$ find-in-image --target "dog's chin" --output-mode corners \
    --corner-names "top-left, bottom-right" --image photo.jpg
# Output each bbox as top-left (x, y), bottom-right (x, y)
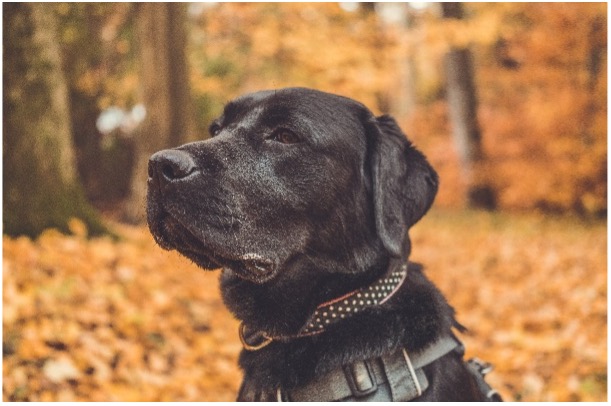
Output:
top-left (177, 245), bottom-right (279, 284)
top-left (147, 208), bottom-right (279, 284)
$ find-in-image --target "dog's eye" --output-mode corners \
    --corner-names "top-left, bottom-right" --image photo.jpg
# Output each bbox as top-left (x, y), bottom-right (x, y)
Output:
top-left (268, 129), bottom-right (300, 144)
top-left (209, 123), bottom-right (221, 137)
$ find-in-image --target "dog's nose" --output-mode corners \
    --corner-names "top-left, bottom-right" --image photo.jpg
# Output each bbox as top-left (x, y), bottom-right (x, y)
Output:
top-left (149, 149), bottom-right (197, 182)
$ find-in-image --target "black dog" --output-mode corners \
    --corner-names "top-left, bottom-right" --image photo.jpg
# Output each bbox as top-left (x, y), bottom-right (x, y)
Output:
top-left (146, 87), bottom-right (501, 401)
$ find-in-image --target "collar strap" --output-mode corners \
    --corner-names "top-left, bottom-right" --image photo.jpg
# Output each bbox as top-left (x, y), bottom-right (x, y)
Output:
top-left (300, 264), bottom-right (408, 335)
top-left (239, 264), bottom-right (408, 351)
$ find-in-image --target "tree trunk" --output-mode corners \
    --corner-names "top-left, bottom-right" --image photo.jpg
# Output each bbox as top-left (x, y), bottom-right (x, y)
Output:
top-left (124, 3), bottom-right (195, 223)
top-left (3, 3), bottom-right (106, 237)
top-left (59, 4), bottom-right (136, 207)
top-left (359, 2), bottom-right (392, 114)
top-left (441, 2), bottom-right (497, 210)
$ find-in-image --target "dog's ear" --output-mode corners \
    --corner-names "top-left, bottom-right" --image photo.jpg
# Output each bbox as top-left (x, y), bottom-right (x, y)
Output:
top-left (365, 114), bottom-right (439, 258)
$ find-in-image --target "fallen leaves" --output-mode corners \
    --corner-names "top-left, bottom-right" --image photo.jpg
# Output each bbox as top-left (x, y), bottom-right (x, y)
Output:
top-left (43, 356), bottom-right (81, 383)
top-left (3, 211), bottom-right (607, 401)
top-left (411, 211), bottom-right (607, 401)
top-left (3, 223), bottom-right (241, 401)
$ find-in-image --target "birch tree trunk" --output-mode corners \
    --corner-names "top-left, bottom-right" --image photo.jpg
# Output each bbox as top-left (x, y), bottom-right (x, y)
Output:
top-left (441, 2), bottom-right (497, 210)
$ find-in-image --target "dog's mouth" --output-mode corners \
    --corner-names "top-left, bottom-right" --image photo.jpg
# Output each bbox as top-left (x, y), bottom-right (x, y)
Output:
top-left (147, 204), bottom-right (278, 284)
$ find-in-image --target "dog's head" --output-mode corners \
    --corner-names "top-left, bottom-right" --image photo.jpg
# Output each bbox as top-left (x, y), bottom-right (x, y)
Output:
top-left (146, 88), bottom-right (437, 324)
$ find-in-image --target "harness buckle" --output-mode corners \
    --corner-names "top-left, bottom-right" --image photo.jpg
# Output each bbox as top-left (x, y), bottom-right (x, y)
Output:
top-left (468, 357), bottom-right (494, 376)
top-left (466, 358), bottom-right (503, 401)
top-left (343, 361), bottom-right (378, 397)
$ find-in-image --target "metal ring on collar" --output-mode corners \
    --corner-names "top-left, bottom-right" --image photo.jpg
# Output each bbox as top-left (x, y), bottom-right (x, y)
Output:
top-left (239, 323), bottom-right (273, 351)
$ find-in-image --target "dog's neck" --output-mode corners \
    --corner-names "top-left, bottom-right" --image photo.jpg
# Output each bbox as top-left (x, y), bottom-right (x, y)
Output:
top-left (235, 261), bottom-right (458, 396)
top-left (220, 249), bottom-right (393, 336)
top-left (238, 262), bottom-right (408, 350)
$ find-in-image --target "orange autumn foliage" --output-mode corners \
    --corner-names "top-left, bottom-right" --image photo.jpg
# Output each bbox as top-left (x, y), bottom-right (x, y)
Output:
top-left (58, 3), bottom-right (605, 215)
top-left (189, 2), bottom-right (606, 214)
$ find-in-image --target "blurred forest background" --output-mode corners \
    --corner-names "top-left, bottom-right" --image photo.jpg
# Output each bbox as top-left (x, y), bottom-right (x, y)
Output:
top-left (2, 2), bottom-right (607, 402)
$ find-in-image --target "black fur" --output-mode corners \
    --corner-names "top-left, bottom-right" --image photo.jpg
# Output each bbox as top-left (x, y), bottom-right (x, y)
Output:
top-left (146, 87), bottom-right (488, 401)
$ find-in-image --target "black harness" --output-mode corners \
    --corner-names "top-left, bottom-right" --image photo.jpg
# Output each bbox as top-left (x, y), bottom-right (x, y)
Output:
top-left (275, 335), bottom-right (502, 402)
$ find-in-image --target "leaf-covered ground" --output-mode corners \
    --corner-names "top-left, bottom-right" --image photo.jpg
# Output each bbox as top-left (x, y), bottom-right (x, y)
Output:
top-left (3, 211), bottom-right (606, 401)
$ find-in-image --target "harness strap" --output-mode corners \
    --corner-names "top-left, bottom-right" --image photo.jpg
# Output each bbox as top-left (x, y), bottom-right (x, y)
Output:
top-left (286, 335), bottom-right (460, 402)
top-left (466, 358), bottom-right (504, 401)
top-left (381, 347), bottom-right (428, 400)
top-left (411, 334), bottom-right (463, 369)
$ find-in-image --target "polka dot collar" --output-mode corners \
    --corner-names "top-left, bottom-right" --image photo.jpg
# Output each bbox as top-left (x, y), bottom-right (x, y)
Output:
top-left (239, 263), bottom-right (408, 351)
top-left (300, 264), bottom-right (408, 335)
